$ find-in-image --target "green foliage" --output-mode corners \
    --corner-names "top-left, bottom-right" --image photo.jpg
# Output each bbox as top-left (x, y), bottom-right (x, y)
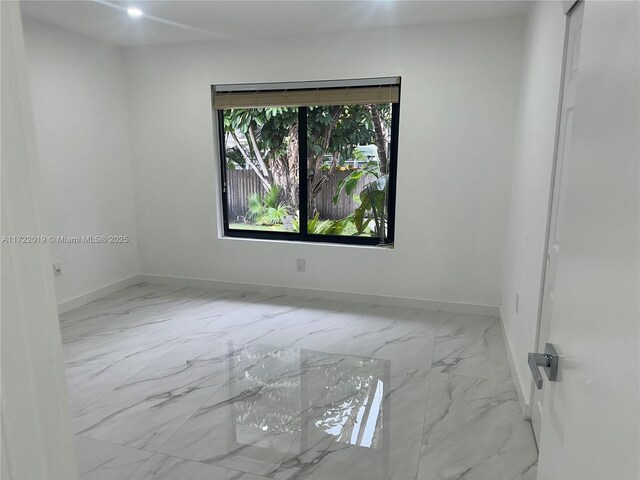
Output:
top-left (246, 192), bottom-right (264, 221)
top-left (225, 147), bottom-right (245, 169)
top-left (224, 103), bottom-right (392, 238)
top-left (292, 213), bottom-right (355, 235)
top-left (262, 203), bottom-right (289, 225)
top-left (224, 104), bottom-right (390, 176)
top-left (332, 160), bottom-right (380, 203)
top-left (224, 108), bottom-right (298, 166)
top-left (353, 176), bottom-right (387, 237)
top-left (263, 184), bottom-right (280, 209)
top-left (332, 158), bottom-right (389, 239)
top-left (320, 216), bottom-right (355, 235)
top-left (306, 212), bottom-right (322, 233)
top-left (246, 185), bottom-right (289, 225)
top-left (307, 105), bottom-right (377, 167)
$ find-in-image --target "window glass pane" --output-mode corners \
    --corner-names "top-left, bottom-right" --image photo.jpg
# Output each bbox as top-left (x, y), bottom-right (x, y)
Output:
top-left (306, 103), bottom-right (392, 239)
top-left (223, 107), bottom-right (299, 233)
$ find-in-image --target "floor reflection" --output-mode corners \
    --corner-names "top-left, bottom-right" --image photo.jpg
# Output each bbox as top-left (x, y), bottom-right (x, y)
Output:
top-left (226, 342), bottom-right (391, 476)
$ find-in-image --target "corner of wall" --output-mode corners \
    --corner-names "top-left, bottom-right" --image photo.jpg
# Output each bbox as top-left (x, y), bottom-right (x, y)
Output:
top-left (57, 275), bottom-right (142, 314)
top-left (119, 43), bottom-right (143, 279)
top-left (23, 19), bottom-right (142, 306)
top-left (498, 307), bottom-right (531, 419)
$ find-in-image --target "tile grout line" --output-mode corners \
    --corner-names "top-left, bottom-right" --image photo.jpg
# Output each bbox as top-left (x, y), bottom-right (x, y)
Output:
top-left (75, 432), bottom-right (153, 453)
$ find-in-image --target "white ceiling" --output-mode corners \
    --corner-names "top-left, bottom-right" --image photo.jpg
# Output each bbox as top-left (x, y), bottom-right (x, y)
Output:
top-left (20, 0), bottom-right (532, 46)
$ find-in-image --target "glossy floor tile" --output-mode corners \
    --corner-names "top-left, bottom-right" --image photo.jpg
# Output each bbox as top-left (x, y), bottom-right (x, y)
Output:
top-left (431, 320), bottom-right (511, 381)
top-left (74, 435), bottom-right (153, 480)
top-left (131, 454), bottom-right (267, 480)
top-left (59, 283), bottom-right (537, 480)
top-left (417, 373), bottom-right (537, 480)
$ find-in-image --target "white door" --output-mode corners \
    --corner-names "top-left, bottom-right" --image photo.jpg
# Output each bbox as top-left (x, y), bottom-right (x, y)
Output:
top-left (535, 1), bottom-right (640, 478)
top-left (531, 0), bottom-right (584, 444)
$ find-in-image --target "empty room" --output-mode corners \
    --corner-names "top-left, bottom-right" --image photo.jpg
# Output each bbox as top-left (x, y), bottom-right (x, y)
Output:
top-left (2, 1), bottom-right (638, 479)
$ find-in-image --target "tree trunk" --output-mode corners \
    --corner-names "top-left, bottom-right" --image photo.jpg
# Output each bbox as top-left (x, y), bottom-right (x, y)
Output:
top-left (271, 123), bottom-right (299, 210)
top-left (367, 104), bottom-right (389, 174)
top-left (307, 106), bottom-right (342, 218)
top-left (247, 124), bottom-right (270, 179)
top-left (286, 123), bottom-right (299, 208)
top-left (230, 132), bottom-right (271, 191)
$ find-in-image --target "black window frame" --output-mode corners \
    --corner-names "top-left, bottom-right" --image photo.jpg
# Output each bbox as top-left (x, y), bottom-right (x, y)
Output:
top-left (215, 84), bottom-right (401, 247)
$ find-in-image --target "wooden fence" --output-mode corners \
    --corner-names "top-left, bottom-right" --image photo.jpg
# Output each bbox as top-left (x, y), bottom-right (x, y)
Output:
top-left (226, 169), bottom-right (373, 221)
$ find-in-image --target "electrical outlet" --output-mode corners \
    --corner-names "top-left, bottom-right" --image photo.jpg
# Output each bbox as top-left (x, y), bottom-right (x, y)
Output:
top-left (53, 262), bottom-right (62, 277)
top-left (296, 258), bottom-right (305, 272)
top-left (515, 293), bottom-right (520, 314)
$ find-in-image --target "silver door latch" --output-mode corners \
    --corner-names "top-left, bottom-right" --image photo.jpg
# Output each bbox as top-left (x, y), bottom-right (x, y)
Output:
top-left (528, 343), bottom-right (559, 389)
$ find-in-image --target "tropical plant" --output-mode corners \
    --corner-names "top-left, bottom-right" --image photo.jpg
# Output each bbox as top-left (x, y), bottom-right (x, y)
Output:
top-left (292, 213), bottom-right (354, 235)
top-left (246, 185), bottom-right (289, 225)
top-left (333, 159), bottom-right (388, 240)
top-left (225, 107), bottom-right (299, 207)
top-left (224, 103), bottom-right (391, 217)
top-left (354, 176), bottom-right (388, 239)
top-left (306, 104), bottom-right (390, 217)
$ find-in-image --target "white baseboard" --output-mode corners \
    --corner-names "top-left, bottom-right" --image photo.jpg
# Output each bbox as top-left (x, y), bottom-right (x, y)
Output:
top-left (138, 273), bottom-right (500, 317)
top-left (57, 275), bottom-right (143, 314)
top-left (498, 307), bottom-right (531, 419)
top-left (57, 272), bottom-right (500, 319)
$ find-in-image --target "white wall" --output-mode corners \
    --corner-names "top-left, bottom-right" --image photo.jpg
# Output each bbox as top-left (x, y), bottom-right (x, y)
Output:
top-left (500, 2), bottom-right (566, 405)
top-left (1, 3), bottom-right (77, 478)
top-left (124, 17), bottom-right (525, 309)
top-left (23, 19), bottom-right (138, 305)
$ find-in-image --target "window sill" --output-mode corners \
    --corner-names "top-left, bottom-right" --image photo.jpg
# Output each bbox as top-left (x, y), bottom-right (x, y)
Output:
top-left (217, 234), bottom-right (395, 250)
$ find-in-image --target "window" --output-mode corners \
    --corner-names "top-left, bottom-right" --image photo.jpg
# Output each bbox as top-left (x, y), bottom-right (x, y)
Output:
top-left (214, 78), bottom-right (400, 246)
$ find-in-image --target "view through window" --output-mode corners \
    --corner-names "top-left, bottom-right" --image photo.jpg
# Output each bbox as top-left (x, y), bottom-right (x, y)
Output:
top-left (215, 79), bottom-right (400, 245)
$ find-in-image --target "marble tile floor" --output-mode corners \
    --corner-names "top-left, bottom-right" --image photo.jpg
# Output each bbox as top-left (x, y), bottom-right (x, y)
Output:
top-left (60, 282), bottom-right (537, 480)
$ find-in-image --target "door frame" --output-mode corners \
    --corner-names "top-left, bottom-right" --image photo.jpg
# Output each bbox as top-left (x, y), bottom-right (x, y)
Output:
top-left (528, 0), bottom-right (582, 419)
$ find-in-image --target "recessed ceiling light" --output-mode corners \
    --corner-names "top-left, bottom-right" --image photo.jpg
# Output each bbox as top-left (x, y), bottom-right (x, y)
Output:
top-left (127, 7), bottom-right (143, 17)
